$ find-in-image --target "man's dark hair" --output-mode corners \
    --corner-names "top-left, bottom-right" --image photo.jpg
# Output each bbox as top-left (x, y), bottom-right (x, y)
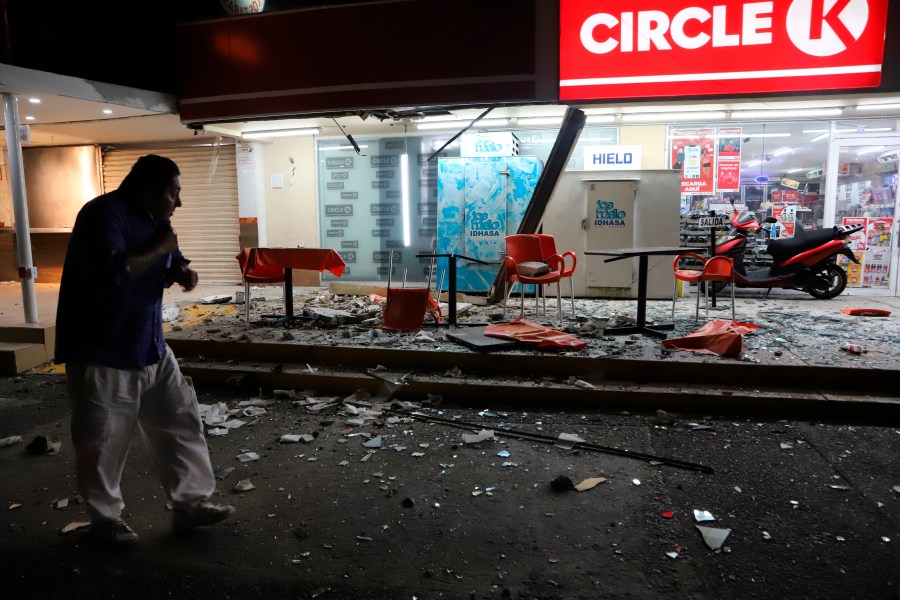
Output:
top-left (119, 155), bottom-right (180, 197)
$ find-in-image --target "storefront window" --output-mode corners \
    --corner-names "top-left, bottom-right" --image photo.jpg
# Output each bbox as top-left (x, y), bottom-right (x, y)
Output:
top-left (834, 141), bottom-right (899, 290)
top-left (672, 121), bottom-right (831, 268)
top-left (317, 126), bottom-right (617, 281)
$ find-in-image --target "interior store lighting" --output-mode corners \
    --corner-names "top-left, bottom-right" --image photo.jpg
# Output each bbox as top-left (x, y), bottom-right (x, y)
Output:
top-left (400, 153), bottom-right (411, 247)
top-left (856, 146), bottom-right (886, 155)
top-left (415, 118), bottom-right (509, 130)
top-left (743, 133), bottom-right (791, 138)
top-left (585, 115), bottom-right (617, 124)
top-left (517, 117), bottom-right (563, 126)
top-left (621, 111), bottom-right (727, 122)
top-left (24, 115), bottom-right (34, 121)
top-left (242, 127), bottom-right (321, 139)
top-left (27, 98), bottom-right (40, 103)
top-left (803, 127), bottom-right (893, 133)
top-left (772, 147), bottom-right (794, 157)
top-left (856, 102), bottom-right (900, 111)
top-left (320, 144), bottom-right (369, 152)
top-left (102, 109), bottom-right (113, 114)
top-left (730, 108), bottom-right (843, 119)
top-left (744, 160), bottom-right (762, 167)
top-left (809, 133), bottom-right (829, 142)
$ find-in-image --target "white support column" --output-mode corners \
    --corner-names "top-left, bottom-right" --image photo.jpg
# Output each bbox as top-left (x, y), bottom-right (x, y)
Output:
top-left (2, 93), bottom-right (38, 323)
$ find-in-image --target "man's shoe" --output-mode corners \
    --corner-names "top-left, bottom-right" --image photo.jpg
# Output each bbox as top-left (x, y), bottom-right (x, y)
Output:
top-left (172, 501), bottom-right (235, 533)
top-left (90, 517), bottom-right (138, 545)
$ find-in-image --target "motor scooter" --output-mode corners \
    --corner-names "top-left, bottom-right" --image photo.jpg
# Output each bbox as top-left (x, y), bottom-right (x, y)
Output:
top-left (711, 203), bottom-right (863, 299)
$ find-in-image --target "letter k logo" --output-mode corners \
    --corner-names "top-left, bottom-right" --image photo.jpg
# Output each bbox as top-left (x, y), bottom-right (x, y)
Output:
top-left (787, 0), bottom-right (869, 56)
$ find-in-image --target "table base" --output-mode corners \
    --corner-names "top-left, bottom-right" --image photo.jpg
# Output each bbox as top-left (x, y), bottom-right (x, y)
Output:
top-left (605, 323), bottom-right (675, 339)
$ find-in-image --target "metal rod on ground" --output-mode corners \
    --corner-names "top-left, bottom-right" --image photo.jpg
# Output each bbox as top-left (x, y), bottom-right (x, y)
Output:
top-left (387, 409), bottom-right (714, 474)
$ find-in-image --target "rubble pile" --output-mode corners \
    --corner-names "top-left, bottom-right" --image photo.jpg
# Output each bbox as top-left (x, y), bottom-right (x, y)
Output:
top-left (166, 285), bottom-right (900, 370)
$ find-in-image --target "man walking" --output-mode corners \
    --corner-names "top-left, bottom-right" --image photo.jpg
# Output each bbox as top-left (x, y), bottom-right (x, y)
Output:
top-left (55, 154), bottom-right (234, 544)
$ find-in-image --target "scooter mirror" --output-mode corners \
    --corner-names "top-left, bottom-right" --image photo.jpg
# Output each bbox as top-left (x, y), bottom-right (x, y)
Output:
top-left (764, 217), bottom-right (778, 223)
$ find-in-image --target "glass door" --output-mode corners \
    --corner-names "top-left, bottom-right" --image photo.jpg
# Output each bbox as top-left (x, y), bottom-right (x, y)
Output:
top-left (825, 134), bottom-right (900, 296)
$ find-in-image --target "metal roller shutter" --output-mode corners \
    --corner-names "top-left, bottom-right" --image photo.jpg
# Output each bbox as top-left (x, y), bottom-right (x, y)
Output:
top-left (102, 146), bottom-right (242, 283)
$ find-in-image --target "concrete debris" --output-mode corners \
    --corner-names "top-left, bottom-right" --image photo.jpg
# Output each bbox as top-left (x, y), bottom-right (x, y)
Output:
top-left (574, 477), bottom-right (607, 492)
top-left (25, 436), bottom-right (60, 456)
top-left (239, 406), bottom-right (268, 418)
top-left (60, 521), bottom-right (91, 534)
top-left (199, 294), bottom-right (233, 304)
top-left (280, 434), bottom-right (314, 443)
top-left (655, 410), bottom-right (677, 425)
top-left (239, 399), bottom-right (276, 408)
top-left (304, 306), bottom-right (358, 324)
top-left (214, 467), bottom-right (235, 480)
top-left (444, 366), bottom-right (463, 378)
top-left (208, 428), bottom-right (229, 437)
top-left (550, 476), bottom-right (575, 492)
top-left (234, 479), bottom-right (256, 492)
top-left (0, 435), bottom-right (22, 448)
top-left (567, 377), bottom-right (595, 390)
top-left (462, 429), bottom-right (495, 444)
top-left (237, 451), bottom-right (260, 462)
top-left (162, 304), bottom-right (181, 322)
top-left (555, 432), bottom-right (585, 450)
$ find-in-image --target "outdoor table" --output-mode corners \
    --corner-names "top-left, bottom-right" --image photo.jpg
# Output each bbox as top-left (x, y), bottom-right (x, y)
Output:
top-left (415, 253), bottom-right (488, 326)
top-left (237, 247), bottom-right (346, 321)
top-left (585, 246), bottom-right (694, 338)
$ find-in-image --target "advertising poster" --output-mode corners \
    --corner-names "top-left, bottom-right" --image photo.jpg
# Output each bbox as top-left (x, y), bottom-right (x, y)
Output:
top-left (717, 128), bottom-right (742, 159)
top-left (671, 129), bottom-right (715, 195)
top-left (840, 217), bottom-right (894, 288)
top-left (717, 161), bottom-right (740, 192)
top-left (715, 126), bottom-right (741, 193)
top-left (840, 217), bottom-right (867, 287)
top-left (772, 205), bottom-right (796, 238)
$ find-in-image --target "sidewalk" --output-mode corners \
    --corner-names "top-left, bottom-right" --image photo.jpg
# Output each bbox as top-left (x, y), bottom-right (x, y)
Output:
top-left (3, 281), bottom-right (898, 375)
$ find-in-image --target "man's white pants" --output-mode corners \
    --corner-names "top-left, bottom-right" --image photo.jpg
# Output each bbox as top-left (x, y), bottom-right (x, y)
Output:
top-left (67, 346), bottom-right (216, 521)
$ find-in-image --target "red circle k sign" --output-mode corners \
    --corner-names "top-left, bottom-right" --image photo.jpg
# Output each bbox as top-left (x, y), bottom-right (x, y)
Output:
top-left (559, 0), bottom-right (890, 100)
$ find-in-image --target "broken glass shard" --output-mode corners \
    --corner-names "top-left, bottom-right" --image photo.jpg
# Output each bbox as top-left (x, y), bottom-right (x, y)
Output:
top-left (462, 429), bottom-right (495, 444)
top-left (665, 551), bottom-right (679, 559)
top-left (363, 436), bottom-right (383, 448)
top-left (555, 432), bottom-right (586, 450)
top-left (215, 466), bottom-right (236, 480)
top-left (237, 451), bottom-right (260, 462)
top-left (234, 479), bottom-right (256, 492)
top-left (497, 450), bottom-right (511, 458)
top-left (693, 509), bottom-right (715, 522)
top-left (697, 526), bottom-right (731, 550)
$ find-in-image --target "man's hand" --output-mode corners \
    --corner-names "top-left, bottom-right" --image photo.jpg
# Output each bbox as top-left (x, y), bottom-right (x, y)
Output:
top-left (174, 265), bottom-right (199, 291)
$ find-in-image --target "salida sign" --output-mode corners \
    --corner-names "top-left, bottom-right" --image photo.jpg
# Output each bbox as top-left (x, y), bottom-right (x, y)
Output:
top-left (560, 0), bottom-right (890, 100)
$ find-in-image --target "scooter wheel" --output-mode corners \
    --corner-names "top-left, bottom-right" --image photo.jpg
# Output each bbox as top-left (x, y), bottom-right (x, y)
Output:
top-left (805, 264), bottom-right (847, 299)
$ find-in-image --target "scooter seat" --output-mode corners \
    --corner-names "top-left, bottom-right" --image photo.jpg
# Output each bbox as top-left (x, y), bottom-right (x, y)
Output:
top-left (767, 227), bottom-right (837, 266)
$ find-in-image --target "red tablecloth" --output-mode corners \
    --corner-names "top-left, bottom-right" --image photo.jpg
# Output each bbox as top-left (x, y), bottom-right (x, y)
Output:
top-left (236, 248), bottom-right (346, 280)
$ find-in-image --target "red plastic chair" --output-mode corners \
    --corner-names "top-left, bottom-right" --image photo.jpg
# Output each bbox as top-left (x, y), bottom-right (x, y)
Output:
top-left (382, 250), bottom-right (441, 331)
top-left (236, 248), bottom-right (287, 322)
top-left (534, 233), bottom-right (577, 317)
top-left (671, 252), bottom-right (706, 319)
top-left (504, 234), bottom-right (562, 321)
top-left (698, 256), bottom-right (735, 322)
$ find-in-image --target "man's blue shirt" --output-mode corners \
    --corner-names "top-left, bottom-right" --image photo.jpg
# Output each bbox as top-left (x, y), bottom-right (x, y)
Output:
top-left (55, 190), bottom-right (188, 369)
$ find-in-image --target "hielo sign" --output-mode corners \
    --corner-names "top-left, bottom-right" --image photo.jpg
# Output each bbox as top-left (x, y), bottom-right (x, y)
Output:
top-left (560, 0), bottom-right (889, 100)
